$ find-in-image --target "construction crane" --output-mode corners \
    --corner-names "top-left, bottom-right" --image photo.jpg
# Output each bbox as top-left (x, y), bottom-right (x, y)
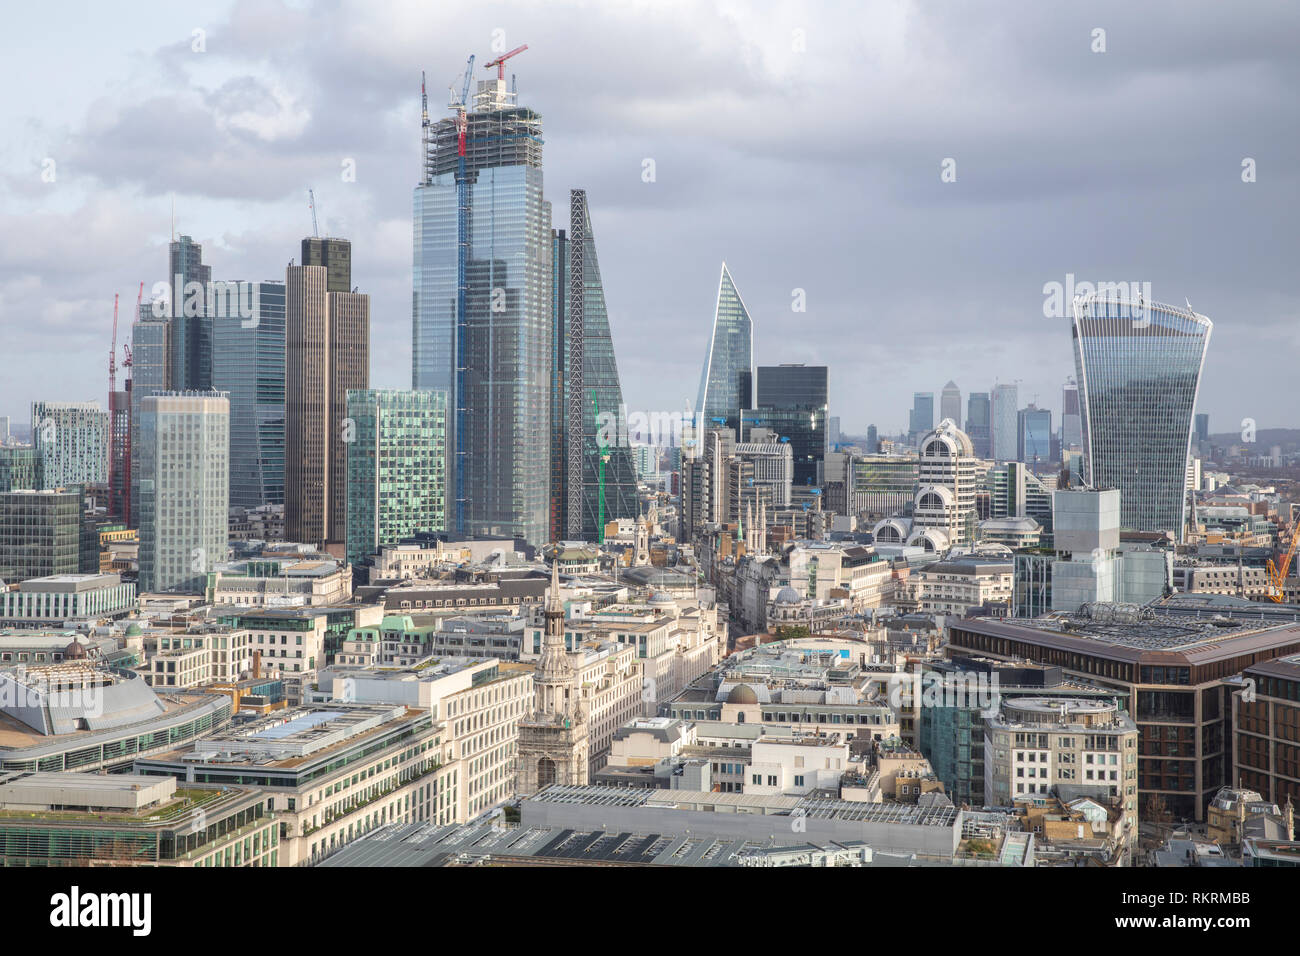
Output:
top-left (1267, 518), bottom-right (1300, 603)
top-left (449, 54), bottom-right (475, 537)
top-left (484, 44), bottom-right (528, 81)
top-left (108, 293), bottom-right (120, 392)
top-left (308, 188), bottom-right (319, 238)
top-left (124, 282), bottom-right (142, 370)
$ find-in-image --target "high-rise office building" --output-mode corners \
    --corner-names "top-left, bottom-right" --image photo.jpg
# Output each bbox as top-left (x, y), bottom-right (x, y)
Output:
top-left (129, 312), bottom-right (170, 526)
top-left (1017, 404), bottom-right (1053, 474)
top-left (108, 386), bottom-right (130, 524)
top-left (211, 280), bottom-right (286, 509)
top-left (551, 190), bottom-right (638, 542)
top-left (345, 389), bottom-right (447, 566)
top-left (167, 234), bottom-right (212, 392)
top-left (695, 262), bottom-right (753, 433)
top-left (0, 447), bottom-right (38, 493)
top-left (413, 64), bottom-right (551, 547)
top-left (0, 488), bottom-right (83, 582)
top-left (909, 392), bottom-right (935, 442)
top-left (30, 402), bottom-right (109, 489)
top-left (747, 364), bottom-right (828, 488)
top-left (136, 393), bottom-right (229, 594)
top-left (301, 238), bottom-right (352, 293)
top-left (940, 381), bottom-right (962, 425)
top-left (1061, 379), bottom-right (1082, 452)
top-left (965, 392), bottom-right (991, 459)
top-left (285, 243), bottom-right (370, 548)
top-left (1194, 413), bottom-right (1210, 444)
top-left (912, 420), bottom-right (979, 549)
top-left (1072, 293), bottom-right (1211, 537)
top-left (991, 383), bottom-right (1019, 461)
top-left (866, 424), bottom-right (879, 454)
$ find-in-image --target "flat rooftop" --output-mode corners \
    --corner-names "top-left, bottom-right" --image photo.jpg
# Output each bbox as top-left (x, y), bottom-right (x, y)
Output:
top-left (954, 609), bottom-right (1300, 662)
top-left (527, 784), bottom-right (959, 828)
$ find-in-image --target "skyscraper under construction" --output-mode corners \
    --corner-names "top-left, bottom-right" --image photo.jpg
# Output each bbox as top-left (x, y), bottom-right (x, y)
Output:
top-left (413, 51), bottom-right (551, 546)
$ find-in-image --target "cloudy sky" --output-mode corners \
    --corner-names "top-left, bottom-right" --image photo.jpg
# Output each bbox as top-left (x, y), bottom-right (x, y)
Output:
top-left (2, 0), bottom-right (1297, 437)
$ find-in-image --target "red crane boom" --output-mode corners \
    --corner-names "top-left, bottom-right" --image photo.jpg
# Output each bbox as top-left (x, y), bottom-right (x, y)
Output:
top-left (484, 44), bottom-right (528, 80)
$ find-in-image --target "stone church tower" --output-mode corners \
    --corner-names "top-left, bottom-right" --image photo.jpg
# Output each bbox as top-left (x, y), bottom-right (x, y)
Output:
top-left (516, 560), bottom-right (589, 795)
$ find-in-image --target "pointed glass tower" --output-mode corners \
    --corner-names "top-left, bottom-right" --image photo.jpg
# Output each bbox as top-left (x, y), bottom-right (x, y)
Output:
top-left (695, 263), bottom-right (753, 433)
top-left (550, 190), bottom-right (638, 541)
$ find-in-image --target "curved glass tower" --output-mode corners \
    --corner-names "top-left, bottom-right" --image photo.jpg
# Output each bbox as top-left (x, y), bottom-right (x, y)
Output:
top-left (1071, 293), bottom-right (1211, 539)
top-left (694, 262), bottom-right (753, 433)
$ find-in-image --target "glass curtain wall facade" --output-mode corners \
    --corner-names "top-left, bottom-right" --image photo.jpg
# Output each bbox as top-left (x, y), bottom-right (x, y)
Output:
top-left (1017, 405), bottom-right (1053, 474)
top-left (966, 391), bottom-right (991, 459)
top-left (168, 235), bottom-right (212, 392)
top-left (345, 389), bottom-right (447, 566)
top-left (211, 281), bottom-right (286, 509)
top-left (551, 192), bottom-right (638, 541)
top-left (413, 80), bottom-right (551, 546)
top-left (695, 263), bottom-right (753, 434)
top-left (991, 384), bottom-right (1019, 462)
top-left (129, 314), bottom-right (169, 525)
top-left (1072, 294), bottom-right (1211, 539)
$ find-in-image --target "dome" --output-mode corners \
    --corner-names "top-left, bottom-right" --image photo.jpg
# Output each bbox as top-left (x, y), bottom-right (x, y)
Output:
top-left (63, 640), bottom-right (88, 660)
top-left (921, 419), bottom-right (975, 458)
top-left (726, 683), bottom-right (759, 705)
top-left (125, 623), bottom-right (143, 638)
top-left (774, 586), bottom-right (801, 605)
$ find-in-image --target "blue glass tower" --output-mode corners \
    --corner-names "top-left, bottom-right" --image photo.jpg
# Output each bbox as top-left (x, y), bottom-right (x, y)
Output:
top-left (1072, 293), bottom-right (1211, 538)
top-left (413, 68), bottom-right (551, 546)
top-left (695, 262), bottom-right (753, 433)
top-left (210, 281), bottom-right (286, 509)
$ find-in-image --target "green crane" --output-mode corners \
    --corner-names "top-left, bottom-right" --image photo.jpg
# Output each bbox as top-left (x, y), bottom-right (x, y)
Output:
top-left (592, 390), bottom-right (608, 543)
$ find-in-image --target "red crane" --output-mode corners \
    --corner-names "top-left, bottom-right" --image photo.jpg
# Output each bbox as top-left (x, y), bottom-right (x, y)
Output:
top-left (484, 44), bottom-right (528, 81)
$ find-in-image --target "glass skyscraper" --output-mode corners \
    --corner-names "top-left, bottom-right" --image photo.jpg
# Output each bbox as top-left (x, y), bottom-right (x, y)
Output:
top-left (1017, 404), bottom-right (1053, 474)
top-left (344, 389), bottom-right (447, 566)
top-left (965, 391), bottom-right (991, 458)
top-left (695, 262), bottom-right (753, 433)
top-left (551, 190), bottom-right (638, 541)
top-left (940, 381), bottom-right (962, 425)
top-left (1061, 378), bottom-right (1083, 451)
top-left (991, 383), bottom-right (1019, 461)
top-left (210, 281), bottom-right (286, 509)
top-left (1072, 293), bottom-right (1211, 538)
top-left (747, 364), bottom-right (828, 487)
top-left (908, 392), bottom-right (934, 442)
top-left (167, 235), bottom-right (212, 392)
top-left (413, 71), bottom-right (550, 546)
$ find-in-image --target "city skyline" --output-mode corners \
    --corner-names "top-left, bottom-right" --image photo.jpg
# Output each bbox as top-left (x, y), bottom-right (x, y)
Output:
top-left (2, 2), bottom-right (1298, 437)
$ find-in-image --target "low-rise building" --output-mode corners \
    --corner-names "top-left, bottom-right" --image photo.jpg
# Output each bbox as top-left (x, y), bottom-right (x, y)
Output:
top-left (983, 696), bottom-right (1139, 841)
top-left (0, 771), bottom-right (279, 867)
top-left (134, 703), bottom-right (454, 867)
top-left (0, 573), bottom-right (136, 628)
